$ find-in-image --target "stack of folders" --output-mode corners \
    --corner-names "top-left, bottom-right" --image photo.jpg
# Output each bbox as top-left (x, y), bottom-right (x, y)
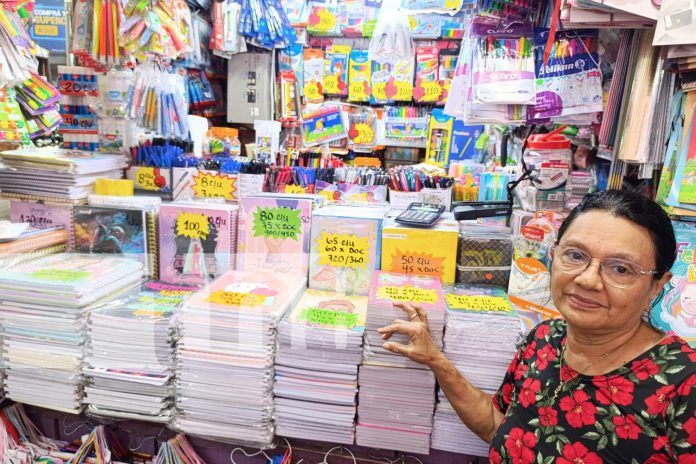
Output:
top-left (274, 289), bottom-right (368, 444)
top-left (356, 272), bottom-right (445, 455)
top-left (431, 285), bottom-right (521, 456)
top-left (174, 270), bottom-right (306, 446)
top-left (0, 148), bottom-right (127, 203)
top-left (84, 281), bottom-right (198, 422)
top-left (0, 254), bottom-right (144, 413)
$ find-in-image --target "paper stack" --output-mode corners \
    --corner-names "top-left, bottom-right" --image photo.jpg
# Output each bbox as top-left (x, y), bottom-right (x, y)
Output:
top-left (274, 288), bottom-right (368, 444)
top-left (356, 272), bottom-right (445, 454)
top-left (0, 148), bottom-right (127, 203)
top-left (84, 281), bottom-right (197, 422)
top-left (174, 270), bottom-right (306, 446)
top-left (0, 254), bottom-right (144, 413)
top-left (432, 285), bottom-right (521, 456)
top-left (309, 205), bottom-right (387, 295)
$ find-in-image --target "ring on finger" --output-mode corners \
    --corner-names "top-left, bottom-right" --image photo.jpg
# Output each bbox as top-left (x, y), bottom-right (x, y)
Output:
top-left (409, 312), bottom-right (419, 321)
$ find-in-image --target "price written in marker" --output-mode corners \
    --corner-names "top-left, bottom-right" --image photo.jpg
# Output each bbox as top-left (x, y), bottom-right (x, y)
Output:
top-left (323, 75), bottom-right (340, 95)
top-left (318, 232), bottom-right (370, 269)
top-left (391, 250), bottom-right (446, 279)
top-left (351, 123), bottom-right (374, 145)
top-left (207, 290), bottom-right (267, 307)
top-left (176, 212), bottom-right (210, 240)
top-left (372, 82), bottom-right (388, 101)
top-left (416, 81), bottom-right (442, 103)
top-left (192, 171), bottom-right (237, 200)
top-left (253, 207), bottom-right (303, 240)
top-left (30, 268), bottom-right (91, 283)
top-left (445, 294), bottom-right (514, 313)
top-left (297, 306), bottom-right (359, 329)
top-left (349, 81), bottom-right (370, 102)
top-left (376, 285), bottom-right (440, 305)
top-left (303, 81), bottom-right (323, 102)
top-left (135, 167), bottom-right (164, 191)
top-left (284, 184), bottom-right (307, 194)
top-left (394, 81), bottom-right (414, 101)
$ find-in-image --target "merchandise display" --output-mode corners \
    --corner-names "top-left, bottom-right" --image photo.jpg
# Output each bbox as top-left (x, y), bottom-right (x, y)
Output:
top-left (1, 0), bottom-right (696, 460)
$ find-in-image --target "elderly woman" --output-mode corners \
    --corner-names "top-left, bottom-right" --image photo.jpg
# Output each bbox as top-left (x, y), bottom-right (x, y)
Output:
top-left (378, 190), bottom-right (696, 462)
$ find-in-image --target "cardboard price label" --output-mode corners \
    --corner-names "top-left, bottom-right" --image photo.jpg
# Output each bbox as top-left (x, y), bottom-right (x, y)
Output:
top-left (323, 75), bottom-right (340, 95)
top-left (297, 306), bottom-right (358, 329)
top-left (253, 206), bottom-right (302, 240)
top-left (445, 294), bottom-right (514, 313)
top-left (394, 81), bottom-right (413, 101)
top-left (376, 285), bottom-right (439, 305)
top-left (351, 123), bottom-right (374, 145)
top-left (372, 82), bottom-right (388, 101)
top-left (135, 167), bottom-right (166, 191)
top-left (176, 212), bottom-right (210, 240)
top-left (192, 171), bottom-right (237, 200)
top-left (303, 81), bottom-right (323, 102)
top-left (391, 250), bottom-right (445, 278)
top-left (283, 184), bottom-right (308, 194)
top-left (318, 232), bottom-right (369, 269)
top-left (207, 290), bottom-right (266, 307)
top-left (416, 81), bottom-right (442, 103)
top-left (30, 269), bottom-right (90, 283)
top-left (349, 81), bottom-right (370, 102)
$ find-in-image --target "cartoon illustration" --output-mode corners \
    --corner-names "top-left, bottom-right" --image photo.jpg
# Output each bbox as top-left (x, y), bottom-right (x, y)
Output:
top-left (661, 266), bottom-right (696, 328)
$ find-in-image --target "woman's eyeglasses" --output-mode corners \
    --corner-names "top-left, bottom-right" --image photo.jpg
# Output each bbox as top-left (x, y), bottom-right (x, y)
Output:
top-left (551, 244), bottom-right (658, 289)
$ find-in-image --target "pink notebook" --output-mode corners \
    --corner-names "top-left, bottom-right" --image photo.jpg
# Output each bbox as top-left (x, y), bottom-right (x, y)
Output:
top-left (10, 200), bottom-right (74, 249)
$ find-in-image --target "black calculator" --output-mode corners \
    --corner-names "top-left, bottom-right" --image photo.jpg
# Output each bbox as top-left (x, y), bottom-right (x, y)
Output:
top-left (395, 203), bottom-right (446, 227)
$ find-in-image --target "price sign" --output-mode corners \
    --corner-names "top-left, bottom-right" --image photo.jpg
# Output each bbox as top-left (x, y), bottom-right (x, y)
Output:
top-left (303, 80), bottom-right (323, 102)
top-left (253, 206), bottom-right (302, 240)
top-left (394, 81), bottom-right (414, 101)
top-left (31, 268), bottom-right (90, 283)
top-left (297, 306), bottom-right (359, 329)
top-left (391, 250), bottom-right (445, 278)
top-left (376, 285), bottom-right (440, 305)
top-left (283, 184), bottom-right (307, 194)
top-left (351, 123), bottom-right (374, 145)
top-left (207, 290), bottom-right (266, 307)
top-left (135, 167), bottom-right (164, 191)
top-left (323, 75), bottom-right (340, 95)
top-left (60, 113), bottom-right (97, 132)
top-left (192, 171), bottom-right (237, 200)
top-left (309, 8), bottom-right (337, 33)
top-left (176, 212), bottom-right (210, 240)
top-left (372, 82), bottom-right (388, 102)
top-left (318, 232), bottom-right (370, 269)
top-left (349, 80), bottom-right (370, 102)
top-left (445, 294), bottom-right (514, 313)
top-left (416, 81), bottom-right (442, 103)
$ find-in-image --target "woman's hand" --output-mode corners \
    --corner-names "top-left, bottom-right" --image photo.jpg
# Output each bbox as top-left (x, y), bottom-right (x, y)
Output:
top-left (377, 301), bottom-right (444, 367)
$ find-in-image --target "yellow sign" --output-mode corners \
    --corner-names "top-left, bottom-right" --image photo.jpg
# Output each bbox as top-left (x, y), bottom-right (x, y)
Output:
top-left (445, 294), bottom-right (514, 313)
top-left (312, 9), bottom-right (337, 32)
top-left (417, 81), bottom-right (442, 103)
top-left (444, 0), bottom-right (460, 9)
top-left (372, 82), bottom-right (388, 102)
top-left (303, 80), bottom-right (323, 102)
top-left (394, 81), bottom-right (414, 101)
top-left (192, 171), bottom-right (236, 200)
top-left (352, 123), bottom-right (374, 145)
top-left (391, 250), bottom-right (446, 279)
top-left (176, 212), bottom-right (210, 240)
top-left (284, 184), bottom-right (308, 194)
top-left (323, 74), bottom-right (340, 95)
top-left (207, 290), bottom-right (267, 307)
top-left (376, 285), bottom-right (439, 305)
top-left (348, 80), bottom-right (369, 102)
top-left (317, 232), bottom-right (370, 269)
top-left (135, 167), bottom-right (164, 191)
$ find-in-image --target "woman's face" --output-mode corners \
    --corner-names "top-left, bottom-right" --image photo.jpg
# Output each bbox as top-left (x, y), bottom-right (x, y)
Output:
top-left (550, 211), bottom-right (672, 335)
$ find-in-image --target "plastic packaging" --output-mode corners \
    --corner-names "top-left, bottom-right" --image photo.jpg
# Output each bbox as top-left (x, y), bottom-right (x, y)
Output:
top-left (456, 223), bottom-right (513, 287)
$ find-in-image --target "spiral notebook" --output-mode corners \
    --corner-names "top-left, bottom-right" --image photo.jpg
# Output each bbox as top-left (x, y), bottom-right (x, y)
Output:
top-left (72, 205), bottom-right (158, 277)
top-left (158, 202), bottom-right (239, 286)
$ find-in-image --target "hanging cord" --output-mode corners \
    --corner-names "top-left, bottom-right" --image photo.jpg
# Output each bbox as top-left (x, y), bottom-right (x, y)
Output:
top-left (318, 446), bottom-right (357, 464)
top-left (230, 446), bottom-right (273, 464)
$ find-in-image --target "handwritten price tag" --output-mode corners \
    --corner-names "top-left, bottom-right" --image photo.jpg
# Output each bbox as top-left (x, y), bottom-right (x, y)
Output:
top-left (297, 306), bottom-right (358, 329)
top-left (30, 268), bottom-right (90, 283)
top-left (207, 290), bottom-right (267, 307)
top-left (176, 212), bottom-right (210, 240)
top-left (253, 207), bottom-right (302, 240)
top-left (349, 81), bottom-right (369, 102)
top-left (445, 294), bottom-right (514, 313)
top-left (394, 81), bottom-right (413, 101)
top-left (318, 232), bottom-right (369, 269)
top-left (372, 82), bottom-right (388, 102)
top-left (192, 171), bottom-right (237, 200)
top-left (303, 80), bottom-right (323, 102)
top-left (323, 75), bottom-right (340, 95)
top-left (284, 184), bottom-right (307, 194)
top-left (376, 285), bottom-right (439, 305)
top-left (351, 123), bottom-right (374, 145)
top-left (416, 81), bottom-right (442, 103)
top-left (135, 167), bottom-right (165, 191)
top-left (391, 250), bottom-right (445, 278)
top-left (312, 9), bottom-right (337, 32)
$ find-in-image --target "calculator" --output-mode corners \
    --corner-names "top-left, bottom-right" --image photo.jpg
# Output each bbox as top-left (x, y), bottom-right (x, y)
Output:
top-left (395, 203), bottom-right (446, 227)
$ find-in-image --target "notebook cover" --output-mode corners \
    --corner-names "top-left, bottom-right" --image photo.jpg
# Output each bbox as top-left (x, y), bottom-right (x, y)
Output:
top-left (10, 200), bottom-right (75, 249)
top-left (286, 288), bottom-right (368, 332)
top-left (309, 210), bottom-right (382, 295)
top-left (380, 216), bottom-right (459, 284)
top-left (158, 203), bottom-right (238, 286)
top-left (237, 196), bottom-right (312, 276)
top-left (368, 271), bottom-right (445, 312)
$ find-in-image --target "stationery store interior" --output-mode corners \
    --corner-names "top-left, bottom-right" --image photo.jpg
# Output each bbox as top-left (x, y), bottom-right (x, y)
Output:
top-left (1, 0), bottom-right (696, 462)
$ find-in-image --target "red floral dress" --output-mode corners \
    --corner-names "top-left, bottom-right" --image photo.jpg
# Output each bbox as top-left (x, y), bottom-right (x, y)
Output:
top-left (490, 320), bottom-right (696, 463)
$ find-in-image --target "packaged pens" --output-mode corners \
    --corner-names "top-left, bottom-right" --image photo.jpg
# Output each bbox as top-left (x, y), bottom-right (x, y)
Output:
top-left (471, 16), bottom-right (536, 105)
top-left (347, 107), bottom-right (377, 153)
top-left (414, 46), bottom-right (441, 103)
top-left (348, 50), bottom-right (372, 102)
top-left (323, 44), bottom-right (350, 97)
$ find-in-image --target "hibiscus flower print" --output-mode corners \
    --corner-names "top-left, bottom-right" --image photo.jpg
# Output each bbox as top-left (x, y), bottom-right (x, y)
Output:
top-left (557, 442), bottom-right (603, 464)
top-left (504, 427), bottom-right (536, 464)
top-left (593, 375), bottom-right (635, 406)
top-left (538, 406), bottom-right (558, 427)
top-left (519, 378), bottom-right (541, 408)
top-left (612, 414), bottom-right (641, 440)
top-left (684, 412), bottom-right (696, 444)
top-left (630, 358), bottom-right (660, 381)
top-left (677, 374), bottom-right (696, 396)
top-left (523, 340), bottom-right (537, 361)
top-left (559, 390), bottom-right (597, 428)
top-left (535, 344), bottom-right (557, 371)
top-left (535, 323), bottom-right (551, 339)
top-left (489, 449), bottom-right (502, 464)
top-left (645, 385), bottom-right (676, 416)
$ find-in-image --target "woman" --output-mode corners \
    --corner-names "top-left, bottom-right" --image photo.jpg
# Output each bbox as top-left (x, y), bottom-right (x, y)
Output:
top-left (378, 190), bottom-right (696, 462)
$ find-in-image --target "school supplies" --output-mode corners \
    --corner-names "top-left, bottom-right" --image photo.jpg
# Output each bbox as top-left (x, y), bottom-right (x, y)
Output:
top-left (323, 45), bottom-right (350, 96)
top-left (347, 49), bottom-right (372, 102)
top-left (302, 48), bottom-right (325, 103)
top-left (301, 104), bottom-right (346, 146)
top-left (384, 106), bottom-right (429, 143)
top-left (238, 0), bottom-right (297, 48)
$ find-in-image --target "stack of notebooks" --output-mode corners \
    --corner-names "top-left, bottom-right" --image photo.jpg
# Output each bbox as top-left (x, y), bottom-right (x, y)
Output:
top-left (0, 224), bottom-right (69, 268)
top-left (0, 254), bottom-right (144, 413)
top-left (431, 285), bottom-right (521, 456)
top-left (0, 148), bottom-right (127, 204)
top-left (174, 270), bottom-right (306, 446)
top-left (84, 281), bottom-right (197, 422)
top-left (274, 289), bottom-right (368, 444)
top-left (356, 272), bottom-right (445, 454)
top-left (10, 200), bottom-right (75, 249)
top-left (158, 202), bottom-right (239, 286)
